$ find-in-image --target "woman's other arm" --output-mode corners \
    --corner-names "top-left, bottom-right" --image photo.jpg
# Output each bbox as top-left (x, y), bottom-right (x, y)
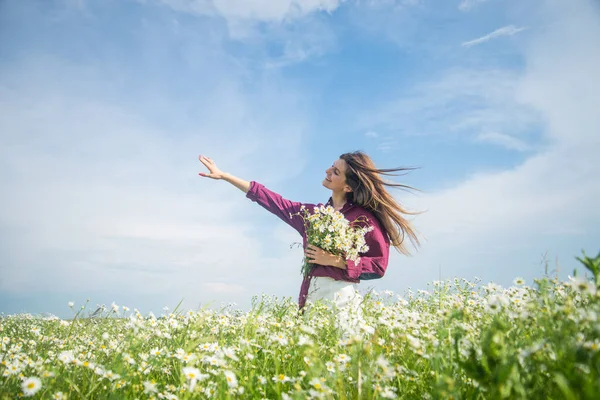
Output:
top-left (199, 155), bottom-right (250, 193)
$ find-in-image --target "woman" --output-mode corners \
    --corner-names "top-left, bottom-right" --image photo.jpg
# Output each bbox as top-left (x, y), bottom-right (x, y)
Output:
top-left (198, 151), bottom-right (420, 311)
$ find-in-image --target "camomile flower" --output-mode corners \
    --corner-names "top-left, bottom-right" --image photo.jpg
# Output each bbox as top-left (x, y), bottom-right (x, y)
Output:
top-left (182, 366), bottom-right (207, 391)
top-left (58, 351), bottom-right (74, 364)
top-left (513, 277), bottom-right (526, 286)
top-left (143, 380), bottom-right (158, 394)
top-left (21, 377), bottom-right (42, 397)
top-left (224, 370), bottom-right (238, 388)
top-left (335, 354), bottom-right (351, 364)
top-left (325, 361), bottom-right (336, 373)
top-left (272, 374), bottom-right (291, 383)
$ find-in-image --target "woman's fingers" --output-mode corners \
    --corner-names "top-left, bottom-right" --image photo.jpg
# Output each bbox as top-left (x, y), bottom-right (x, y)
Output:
top-left (198, 155), bottom-right (213, 165)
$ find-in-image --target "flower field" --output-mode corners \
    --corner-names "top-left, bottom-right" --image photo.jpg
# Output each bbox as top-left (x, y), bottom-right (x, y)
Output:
top-left (1, 253), bottom-right (599, 399)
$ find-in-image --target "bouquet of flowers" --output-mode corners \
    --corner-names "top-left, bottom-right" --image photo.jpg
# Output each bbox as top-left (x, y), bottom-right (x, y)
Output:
top-left (290, 205), bottom-right (374, 277)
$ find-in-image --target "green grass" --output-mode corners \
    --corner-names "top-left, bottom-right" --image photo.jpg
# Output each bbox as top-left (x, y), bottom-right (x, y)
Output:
top-left (1, 251), bottom-right (599, 399)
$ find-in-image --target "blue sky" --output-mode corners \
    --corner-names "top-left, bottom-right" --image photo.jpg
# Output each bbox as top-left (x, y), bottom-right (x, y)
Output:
top-left (1, 0), bottom-right (599, 318)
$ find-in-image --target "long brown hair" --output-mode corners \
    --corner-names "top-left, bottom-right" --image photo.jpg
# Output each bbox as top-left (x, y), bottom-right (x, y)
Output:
top-left (340, 151), bottom-right (421, 255)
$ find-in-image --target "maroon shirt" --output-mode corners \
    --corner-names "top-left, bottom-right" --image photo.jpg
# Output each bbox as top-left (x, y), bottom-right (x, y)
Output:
top-left (246, 181), bottom-right (390, 308)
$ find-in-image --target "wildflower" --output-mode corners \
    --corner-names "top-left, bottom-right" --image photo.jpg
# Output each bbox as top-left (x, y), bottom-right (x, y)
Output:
top-left (273, 374), bottom-right (291, 383)
top-left (270, 333), bottom-right (289, 346)
top-left (143, 380), bottom-right (158, 394)
top-left (183, 366), bottom-right (207, 391)
top-left (224, 370), bottom-right (238, 388)
top-left (21, 377), bottom-right (42, 397)
top-left (567, 276), bottom-right (597, 296)
top-left (150, 348), bottom-right (163, 357)
top-left (51, 392), bottom-right (65, 400)
top-left (380, 386), bottom-right (398, 399)
top-left (222, 347), bottom-right (239, 361)
top-left (68, 302), bottom-right (74, 308)
top-left (376, 355), bottom-right (396, 379)
top-left (513, 277), bottom-right (525, 286)
top-left (406, 334), bottom-right (422, 350)
top-left (325, 361), bottom-right (336, 373)
top-left (123, 353), bottom-right (135, 365)
top-left (583, 340), bottom-right (600, 352)
top-left (297, 335), bottom-right (313, 346)
top-left (486, 294), bottom-right (509, 313)
top-left (58, 351), bottom-right (74, 364)
top-left (309, 377), bottom-right (327, 391)
top-left (334, 354), bottom-right (351, 364)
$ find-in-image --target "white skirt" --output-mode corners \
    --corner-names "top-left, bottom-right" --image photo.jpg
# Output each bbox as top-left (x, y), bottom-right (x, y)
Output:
top-left (305, 277), bottom-right (364, 335)
top-left (305, 276), bottom-right (363, 310)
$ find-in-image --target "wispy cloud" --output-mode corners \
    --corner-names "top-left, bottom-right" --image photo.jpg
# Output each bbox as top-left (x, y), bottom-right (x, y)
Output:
top-left (379, 0), bottom-right (600, 290)
top-left (360, 68), bottom-right (541, 144)
top-left (376, 136), bottom-right (398, 152)
top-left (365, 131), bottom-right (379, 138)
top-left (458, 0), bottom-right (489, 12)
top-left (264, 16), bottom-right (337, 68)
top-left (203, 282), bottom-right (246, 294)
top-left (0, 0), bottom-right (313, 313)
top-left (154, 0), bottom-right (344, 23)
top-left (462, 25), bottom-right (526, 48)
top-left (475, 132), bottom-right (530, 151)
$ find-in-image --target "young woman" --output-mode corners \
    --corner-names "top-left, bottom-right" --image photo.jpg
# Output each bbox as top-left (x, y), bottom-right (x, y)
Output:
top-left (198, 151), bottom-right (420, 311)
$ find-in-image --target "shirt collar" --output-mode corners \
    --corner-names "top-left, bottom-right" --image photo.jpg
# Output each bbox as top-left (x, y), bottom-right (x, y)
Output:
top-left (326, 197), bottom-right (354, 212)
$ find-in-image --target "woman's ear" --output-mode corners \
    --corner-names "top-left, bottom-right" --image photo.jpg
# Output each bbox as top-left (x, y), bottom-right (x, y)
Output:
top-left (344, 185), bottom-right (353, 193)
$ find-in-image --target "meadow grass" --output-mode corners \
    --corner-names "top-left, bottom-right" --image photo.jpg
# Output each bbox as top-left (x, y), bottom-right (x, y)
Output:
top-left (1, 251), bottom-right (599, 399)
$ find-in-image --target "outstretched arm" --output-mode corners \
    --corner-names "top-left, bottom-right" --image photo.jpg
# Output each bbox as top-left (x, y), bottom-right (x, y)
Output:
top-left (198, 155), bottom-right (250, 193)
top-left (198, 154), bottom-right (307, 235)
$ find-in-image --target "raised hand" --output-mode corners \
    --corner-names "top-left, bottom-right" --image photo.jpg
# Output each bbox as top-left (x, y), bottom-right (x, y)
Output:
top-left (198, 155), bottom-right (225, 180)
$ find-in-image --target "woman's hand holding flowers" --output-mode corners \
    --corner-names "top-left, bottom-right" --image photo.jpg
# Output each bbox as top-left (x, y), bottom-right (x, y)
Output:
top-left (304, 244), bottom-right (347, 270)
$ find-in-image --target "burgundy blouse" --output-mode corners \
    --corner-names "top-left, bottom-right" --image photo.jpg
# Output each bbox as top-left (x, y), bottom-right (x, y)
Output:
top-left (246, 181), bottom-right (390, 308)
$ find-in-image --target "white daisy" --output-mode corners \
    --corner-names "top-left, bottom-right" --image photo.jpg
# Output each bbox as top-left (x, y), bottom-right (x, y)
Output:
top-left (21, 377), bottom-right (42, 397)
top-left (224, 370), bottom-right (238, 388)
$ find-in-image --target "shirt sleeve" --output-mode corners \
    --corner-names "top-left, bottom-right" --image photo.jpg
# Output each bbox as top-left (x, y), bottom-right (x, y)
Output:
top-left (344, 221), bottom-right (390, 281)
top-left (246, 181), bottom-right (308, 236)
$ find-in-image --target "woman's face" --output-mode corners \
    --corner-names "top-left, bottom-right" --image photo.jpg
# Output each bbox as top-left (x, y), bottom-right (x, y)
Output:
top-left (323, 159), bottom-right (352, 193)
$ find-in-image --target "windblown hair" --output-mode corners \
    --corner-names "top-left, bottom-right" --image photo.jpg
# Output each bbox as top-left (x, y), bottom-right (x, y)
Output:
top-left (340, 151), bottom-right (421, 255)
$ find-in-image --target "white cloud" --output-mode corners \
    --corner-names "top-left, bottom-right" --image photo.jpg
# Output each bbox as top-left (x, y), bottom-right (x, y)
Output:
top-left (203, 282), bottom-right (246, 294)
top-left (365, 130), bottom-right (379, 138)
top-left (156, 0), bottom-right (344, 22)
top-left (0, 47), bottom-right (311, 312)
top-left (264, 16), bottom-right (337, 68)
top-left (462, 25), bottom-right (526, 47)
top-left (376, 136), bottom-right (397, 152)
top-left (475, 132), bottom-right (529, 151)
top-left (458, 0), bottom-right (489, 12)
top-left (373, 0), bottom-right (600, 291)
top-left (361, 68), bottom-right (542, 143)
